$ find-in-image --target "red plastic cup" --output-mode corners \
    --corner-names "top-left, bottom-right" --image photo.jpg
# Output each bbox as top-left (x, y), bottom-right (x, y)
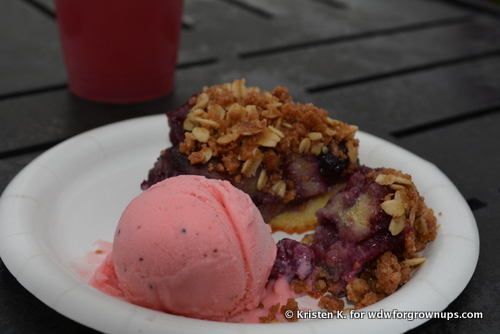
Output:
top-left (54, 0), bottom-right (183, 103)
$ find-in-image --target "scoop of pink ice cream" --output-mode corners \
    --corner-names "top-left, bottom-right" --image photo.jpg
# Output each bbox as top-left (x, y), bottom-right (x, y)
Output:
top-left (97, 175), bottom-right (276, 321)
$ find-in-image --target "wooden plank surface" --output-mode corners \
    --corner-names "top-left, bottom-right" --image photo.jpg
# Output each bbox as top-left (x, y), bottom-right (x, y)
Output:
top-left (1, 0), bottom-right (499, 333)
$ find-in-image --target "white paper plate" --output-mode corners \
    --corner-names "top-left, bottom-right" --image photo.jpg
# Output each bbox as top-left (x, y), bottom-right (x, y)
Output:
top-left (0, 115), bottom-right (479, 334)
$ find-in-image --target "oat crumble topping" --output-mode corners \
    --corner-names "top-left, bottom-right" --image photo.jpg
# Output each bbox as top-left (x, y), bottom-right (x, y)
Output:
top-left (178, 79), bottom-right (359, 203)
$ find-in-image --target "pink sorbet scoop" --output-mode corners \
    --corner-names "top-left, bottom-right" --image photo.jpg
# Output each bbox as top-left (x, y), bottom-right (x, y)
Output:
top-left (92, 175), bottom-right (276, 321)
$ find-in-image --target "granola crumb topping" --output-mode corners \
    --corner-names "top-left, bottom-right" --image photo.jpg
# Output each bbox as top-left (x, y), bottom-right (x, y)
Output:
top-left (259, 302), bottom-right (281, 323)
top-left (178, 79), bottom-right (359, 202)
top-left (281, 298), bottom-right (299, 322)
top-left (318, 293), bottom-right (345, 312)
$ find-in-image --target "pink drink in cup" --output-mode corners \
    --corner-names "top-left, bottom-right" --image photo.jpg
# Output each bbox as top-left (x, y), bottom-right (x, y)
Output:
top-left (54, 0), bottom-right (183, 103)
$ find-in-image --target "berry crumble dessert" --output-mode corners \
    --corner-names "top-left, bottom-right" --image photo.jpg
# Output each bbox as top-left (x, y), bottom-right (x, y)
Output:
top-left (139, 79), bottom-right (438, 321)
top-left (141, 79), bottom-right (359, 233)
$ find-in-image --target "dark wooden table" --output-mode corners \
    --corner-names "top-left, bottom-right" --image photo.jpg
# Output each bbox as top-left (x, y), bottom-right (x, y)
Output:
top-left (1, 0), bottom-right (499, 333)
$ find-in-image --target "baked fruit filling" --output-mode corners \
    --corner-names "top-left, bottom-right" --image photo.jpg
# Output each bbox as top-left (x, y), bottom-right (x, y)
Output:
top-left (272, 166), bottom-right (437, 310)
top-left (141, 79), bottom-right (438, 313)
top-left (141, 79), bottom-right (359, 228)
